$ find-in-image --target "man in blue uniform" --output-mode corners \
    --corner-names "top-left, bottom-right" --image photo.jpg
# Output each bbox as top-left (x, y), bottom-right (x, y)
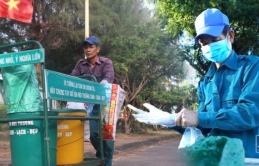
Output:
top-left (175, 8), bottom-right (259, 158)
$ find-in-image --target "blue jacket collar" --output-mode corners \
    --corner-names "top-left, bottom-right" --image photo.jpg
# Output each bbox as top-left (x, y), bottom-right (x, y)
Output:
top-left (205, 51), bottom-right (238, 78)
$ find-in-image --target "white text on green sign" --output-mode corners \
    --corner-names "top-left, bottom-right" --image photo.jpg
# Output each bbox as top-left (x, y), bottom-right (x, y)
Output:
top-left (0, 48), bottom-right (44, 67)
top-left (44, 69), bottom-right (106, 104)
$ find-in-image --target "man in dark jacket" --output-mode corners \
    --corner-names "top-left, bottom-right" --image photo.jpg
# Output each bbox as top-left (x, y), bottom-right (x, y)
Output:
top-left (71, 36), bottom-right (115, 166)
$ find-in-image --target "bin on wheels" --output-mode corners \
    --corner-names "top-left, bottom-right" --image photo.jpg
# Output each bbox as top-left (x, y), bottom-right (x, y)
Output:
top-left (8, 111), bottom-right (58, 166)
top-left (56, 109), bottom-right (87, 165)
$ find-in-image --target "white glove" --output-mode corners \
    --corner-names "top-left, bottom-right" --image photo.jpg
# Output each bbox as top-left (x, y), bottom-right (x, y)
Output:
top-left (100, 80), bottom-right (108, 84)
top-left (127, 103), bottom-right (175, 127)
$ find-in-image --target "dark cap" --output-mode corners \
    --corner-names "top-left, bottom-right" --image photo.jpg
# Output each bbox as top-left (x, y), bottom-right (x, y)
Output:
top-left (83, 36), bottom-right (100, 46)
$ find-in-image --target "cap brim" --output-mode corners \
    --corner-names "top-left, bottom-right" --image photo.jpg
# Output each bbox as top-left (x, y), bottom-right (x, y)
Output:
top-left (83, 40), bottom-right (95, 45)
top-left (195, 25), bottom-right (224, 43)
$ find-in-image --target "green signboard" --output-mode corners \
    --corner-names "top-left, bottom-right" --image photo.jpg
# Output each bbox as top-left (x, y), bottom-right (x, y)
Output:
top-left (0, 48), bottom-right (44, 67)
top-left (44, 69), bottom-right (106, 105)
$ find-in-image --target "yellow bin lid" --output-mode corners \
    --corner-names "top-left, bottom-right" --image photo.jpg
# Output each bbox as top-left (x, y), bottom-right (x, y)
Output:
top-left (55, 109), bottom-right (87, 116)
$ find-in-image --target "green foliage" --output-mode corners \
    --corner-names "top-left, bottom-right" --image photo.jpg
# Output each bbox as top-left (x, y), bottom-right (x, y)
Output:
top-left (95, 0), bottom-right (151, 58)
top-left (139, 81), bottom-right (198, 113)
top-left (0, 105), bottom-right (6, 118)
top-left (109, 21), bottom-right (184, 106)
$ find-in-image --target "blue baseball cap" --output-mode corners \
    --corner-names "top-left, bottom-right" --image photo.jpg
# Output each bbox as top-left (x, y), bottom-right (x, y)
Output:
top-left (83, 36), bottom-right (100, 46)
top-left (195, 8), bottom-right (229, 43)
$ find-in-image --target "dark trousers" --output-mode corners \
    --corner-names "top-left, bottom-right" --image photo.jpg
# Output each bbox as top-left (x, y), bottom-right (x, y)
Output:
top-left (90, 105), bottom-right (115, 166)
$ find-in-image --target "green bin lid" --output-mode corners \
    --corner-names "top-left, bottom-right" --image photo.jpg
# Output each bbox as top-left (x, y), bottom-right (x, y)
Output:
top-left (53, 109), bottom-right (86, 113)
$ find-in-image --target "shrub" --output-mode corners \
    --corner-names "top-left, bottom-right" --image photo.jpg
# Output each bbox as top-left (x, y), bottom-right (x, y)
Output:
top-left (0, 104), bottom-right (8, 131)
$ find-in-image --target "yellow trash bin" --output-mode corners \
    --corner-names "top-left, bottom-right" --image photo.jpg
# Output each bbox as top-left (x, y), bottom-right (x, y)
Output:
top-left (56, 109), bottom-right (87, 165)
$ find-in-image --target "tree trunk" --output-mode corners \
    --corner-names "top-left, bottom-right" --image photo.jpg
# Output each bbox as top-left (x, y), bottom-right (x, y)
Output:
top-left (153, 125), bottom-right (158, 131)
top-left (124, 119), bottom-right (131, 134)
top-left (123, 108), bottom-right (131, 134)
top-left (182, 97), bottom-right (187, 108)
top-left (34, 64), bottom-right (42, 88)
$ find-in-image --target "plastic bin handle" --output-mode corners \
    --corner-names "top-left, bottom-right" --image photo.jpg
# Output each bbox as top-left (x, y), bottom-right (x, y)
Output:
top-left (78, 75), bottom-right (98, 82)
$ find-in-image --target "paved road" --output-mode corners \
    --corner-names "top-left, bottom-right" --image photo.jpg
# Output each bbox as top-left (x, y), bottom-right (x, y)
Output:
top-left (113, 137), bottom-right (187, 166)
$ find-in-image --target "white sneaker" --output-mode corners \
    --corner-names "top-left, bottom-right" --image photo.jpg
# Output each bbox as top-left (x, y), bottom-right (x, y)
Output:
top-left (84, 138), bottom-right (90, 142)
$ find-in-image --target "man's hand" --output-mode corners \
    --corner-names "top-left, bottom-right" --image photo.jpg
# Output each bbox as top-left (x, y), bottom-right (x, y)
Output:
top-left (175, 108), bottom-right (198, 128)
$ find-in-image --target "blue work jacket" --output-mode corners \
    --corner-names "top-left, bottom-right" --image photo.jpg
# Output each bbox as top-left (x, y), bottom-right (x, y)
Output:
top-left (198, 51), bottom-right (259, 158)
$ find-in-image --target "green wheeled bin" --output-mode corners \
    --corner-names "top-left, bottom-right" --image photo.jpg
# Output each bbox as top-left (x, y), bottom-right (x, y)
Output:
top-left (8, 111), bottom-right (57, 166)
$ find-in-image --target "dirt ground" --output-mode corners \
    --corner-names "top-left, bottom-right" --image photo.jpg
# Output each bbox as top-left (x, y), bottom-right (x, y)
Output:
top-left (0, 132), bottom-right (10, 159)
top-left (0, 142), bottom-right (10, 159)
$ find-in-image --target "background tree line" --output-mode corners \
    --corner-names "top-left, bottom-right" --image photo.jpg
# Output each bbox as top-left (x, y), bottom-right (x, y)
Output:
top-left (2, 0), bottom-right (256, 133)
